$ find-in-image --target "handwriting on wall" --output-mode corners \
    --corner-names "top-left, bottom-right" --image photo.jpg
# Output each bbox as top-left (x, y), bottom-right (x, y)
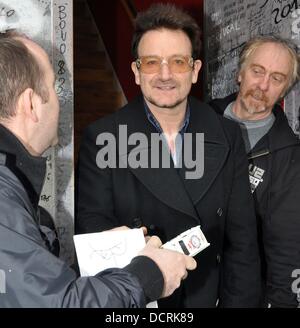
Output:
top-left (0, 7), bottom-right (15, 17)
top-left (205, 0), bottom-right (300, 136)
top-left (54, 1), bottom-right (74, 264)
top-left (0, 0), bottom-right (48, 39)
top-left (0, 0), bottom-right (74, 264)
top-left (261, 0), bottom-right (299, 24)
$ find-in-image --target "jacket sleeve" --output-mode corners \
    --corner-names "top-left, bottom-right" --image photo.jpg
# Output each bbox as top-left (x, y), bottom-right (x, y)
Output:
top-left (0, 197), bottom-right (163, 308)
top-left (220, 124), bottom-right (261, 307)
top-left (76, 122), bottom-right (119, 233)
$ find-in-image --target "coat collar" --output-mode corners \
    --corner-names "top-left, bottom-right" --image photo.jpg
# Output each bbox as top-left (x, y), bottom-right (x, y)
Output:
top-left (210, 93), bottom-right (300, 153)
top-left (114, 95), bottom-right (229, 221)
top-left (116, 95), bottom-right (229, 146)
top-left (0, 124), bottom-right (47, 209)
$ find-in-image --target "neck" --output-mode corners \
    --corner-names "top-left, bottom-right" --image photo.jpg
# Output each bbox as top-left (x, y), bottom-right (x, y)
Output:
top-left (0, 120), bottom-right (41, 157)
top-left (146, 100), bottom-right (187, 136)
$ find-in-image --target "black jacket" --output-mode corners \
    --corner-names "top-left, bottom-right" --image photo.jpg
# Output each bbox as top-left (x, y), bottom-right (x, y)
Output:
top-left (76, 95), bottom-right (261, 308)
top-left (210, 93), bottom-right (300, 308)
top-left (0, 124), bottom-right (163, 307)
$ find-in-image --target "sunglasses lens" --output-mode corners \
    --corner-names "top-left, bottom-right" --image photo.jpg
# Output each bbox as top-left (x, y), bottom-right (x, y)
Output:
top-left (137, 56), bottom-right (193, 74)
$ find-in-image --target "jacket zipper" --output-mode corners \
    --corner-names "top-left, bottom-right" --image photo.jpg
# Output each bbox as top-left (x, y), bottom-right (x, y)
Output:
top-left (248, 149), bottom-right (270, 160)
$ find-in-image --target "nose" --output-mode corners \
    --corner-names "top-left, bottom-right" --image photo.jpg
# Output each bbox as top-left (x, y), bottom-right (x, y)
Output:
top-left (258, 75), bottom-right (270, 91)
top-left (159, 62), bottom-right (172, 80)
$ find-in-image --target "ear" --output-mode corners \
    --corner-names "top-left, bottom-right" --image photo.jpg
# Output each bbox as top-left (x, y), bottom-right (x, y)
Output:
top-left (191, 59), bottom-right (202, 84)
top-left (20, 88), bottom-right (39, 123)
top-left (131, 62), bottom-right (141, 85)
top-left (237, 73), bottom-right (242, 84)
top-left (279, 89), bottom-right (287, 99)
top-left (280, 81), bottom-right (290, 99)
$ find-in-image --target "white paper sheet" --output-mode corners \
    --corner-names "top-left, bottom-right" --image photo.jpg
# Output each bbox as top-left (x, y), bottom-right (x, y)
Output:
top-left (73, 228), bottom-right (158, 308)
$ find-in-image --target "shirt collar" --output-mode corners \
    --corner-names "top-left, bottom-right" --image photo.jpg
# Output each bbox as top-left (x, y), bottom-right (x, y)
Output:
top-left (143, 100), bottom-right (190, 135)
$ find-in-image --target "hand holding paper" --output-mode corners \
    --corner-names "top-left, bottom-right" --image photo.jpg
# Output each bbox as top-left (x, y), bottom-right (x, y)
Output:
top-left (74, 227), bottom-right (199, 306)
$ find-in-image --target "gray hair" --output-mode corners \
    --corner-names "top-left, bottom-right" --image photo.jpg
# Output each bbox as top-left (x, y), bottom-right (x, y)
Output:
top-left (239, 35), bottom-right (300, 91)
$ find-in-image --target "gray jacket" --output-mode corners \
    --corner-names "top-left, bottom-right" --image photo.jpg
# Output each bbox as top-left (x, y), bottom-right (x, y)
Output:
top-left (0, 125), bottom-right (163, 308)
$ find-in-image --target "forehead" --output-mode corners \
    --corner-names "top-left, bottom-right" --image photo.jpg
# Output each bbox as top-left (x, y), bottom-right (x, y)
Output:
top-left (246, 42), bottom-right (292, 75)
top-left (138, 28), bottom-right (192, 56)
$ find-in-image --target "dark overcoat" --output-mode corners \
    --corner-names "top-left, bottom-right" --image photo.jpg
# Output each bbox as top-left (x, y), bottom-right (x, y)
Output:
top-left (76, 95), bottom-right (261, 307)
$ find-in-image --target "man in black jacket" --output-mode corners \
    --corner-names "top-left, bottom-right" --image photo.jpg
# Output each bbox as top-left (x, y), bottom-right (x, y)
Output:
top-left (210, 35), bottom-right (300, 308)
top-left (76, 4), bottom-right (261, 307)
top-left (0, 31), bottom-right (196, 307)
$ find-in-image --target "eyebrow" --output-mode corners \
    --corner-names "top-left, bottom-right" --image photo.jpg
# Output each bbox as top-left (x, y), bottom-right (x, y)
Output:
top-left (250, 64), bottom-right (287, 77)
top-left (139, 54), bottom-right (190, 58)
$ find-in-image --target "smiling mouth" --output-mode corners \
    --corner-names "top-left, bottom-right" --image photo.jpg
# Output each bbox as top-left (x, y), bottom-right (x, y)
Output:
top-left (156, 86), bottom-right (176, 90)
top-left (252, 90), bottom-right (263, 99)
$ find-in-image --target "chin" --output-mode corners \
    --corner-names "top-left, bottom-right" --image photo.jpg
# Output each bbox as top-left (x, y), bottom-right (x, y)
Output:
top-left (247, 104), bottom-right (267, 115)
top-left (149, 97), bottom-right (184, 110)
top-left (156, 103), bottom-right (178, 109)
top-left (243, 98), bottom-right (265, 114)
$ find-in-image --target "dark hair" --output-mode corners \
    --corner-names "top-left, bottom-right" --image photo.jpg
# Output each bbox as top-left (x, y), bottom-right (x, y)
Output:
top-left (131, 3), bottom-right (202, 60)
top-left (0, 30), bottom-right (48, 119)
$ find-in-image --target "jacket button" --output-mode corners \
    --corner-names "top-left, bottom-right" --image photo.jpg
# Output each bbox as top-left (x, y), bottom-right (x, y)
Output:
top-left (149, 224), bottom-right (157, 233)
top-left (217, 208), bottom-right (223, 216)
top-left (216, 254), bottom-right (221, 264)
top-left (132, 217), bottom-right (142, 228)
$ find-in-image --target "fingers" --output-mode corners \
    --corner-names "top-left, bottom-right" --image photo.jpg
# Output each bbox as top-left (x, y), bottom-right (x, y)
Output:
top-left (146, 235), bottom-right (162, 248)
top-left (178, 256), bottom-right (196, 282)
top-left (141, 226), bottom-right (148, 236)
top-left (139, 238), bottom-right (197, 299)
top-left (182, 270), bottom-right (188, 281)
top-left (184, 256), bottom-right (197, 271)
